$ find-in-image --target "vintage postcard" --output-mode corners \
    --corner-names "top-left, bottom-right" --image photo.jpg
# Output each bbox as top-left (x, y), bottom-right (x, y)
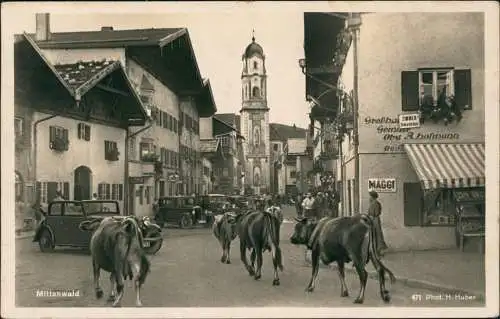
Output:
top-left (1, 1), bottom-right (498, 318)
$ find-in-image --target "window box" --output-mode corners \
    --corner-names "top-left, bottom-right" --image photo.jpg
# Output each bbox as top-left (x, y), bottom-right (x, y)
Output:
top-left (50, 136), bottom-right (69, 152)
top-left (401, 68), bottom-right (471, 126)
top-left (141, 152), bottom-right (159, 163)
top-left (106, 148), bottom-right (120, 162)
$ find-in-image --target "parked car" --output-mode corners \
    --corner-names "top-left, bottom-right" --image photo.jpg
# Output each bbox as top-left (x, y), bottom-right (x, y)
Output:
top-left (32, 200), bottom-right (163, 255)
top-left (200, 194), bottom-right (231, 217)
top-left (155, 196), bottom-right (211, 229)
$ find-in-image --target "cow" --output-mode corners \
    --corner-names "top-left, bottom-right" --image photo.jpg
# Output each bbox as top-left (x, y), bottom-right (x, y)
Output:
top-left (290, 214), bottom-right (396, 304)
top-left (238, 210), bottom-right (284, 286)
top-left (212, 212), bottom-right (242, 264)
top-left (79, 216), bottom-right (151, 307)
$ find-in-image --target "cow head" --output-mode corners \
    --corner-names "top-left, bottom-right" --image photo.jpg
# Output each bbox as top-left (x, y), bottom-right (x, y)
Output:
top-left (225, 212), bottom-right (241, 225)
top-left (121, 216), bottom-right (145, 248)
top-left (290, 217), bottom-right (316, 246)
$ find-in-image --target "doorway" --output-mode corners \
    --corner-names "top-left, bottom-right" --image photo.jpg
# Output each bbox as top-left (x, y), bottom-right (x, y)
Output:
top-left (74, 166), bottom-right (92, 200)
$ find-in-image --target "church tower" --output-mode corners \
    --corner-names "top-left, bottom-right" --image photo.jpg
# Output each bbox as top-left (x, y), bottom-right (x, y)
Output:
top-left (240, 32), bottom-right (270, 195)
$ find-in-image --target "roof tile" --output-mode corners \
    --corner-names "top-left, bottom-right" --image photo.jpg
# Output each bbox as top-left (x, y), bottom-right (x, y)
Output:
top-left (54, 59), bottom-right (117, 90)
top-left (270, 123), bottom-right (306, 141)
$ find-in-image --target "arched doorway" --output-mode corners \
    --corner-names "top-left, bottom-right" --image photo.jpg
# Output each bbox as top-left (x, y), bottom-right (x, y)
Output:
top-left (74, 166), bottom-right (92, 200)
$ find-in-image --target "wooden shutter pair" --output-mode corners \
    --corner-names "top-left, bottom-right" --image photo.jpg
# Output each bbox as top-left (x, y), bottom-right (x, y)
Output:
top-left (401, 69), bottom-right (472, 111)
top-left (77, 123), bottom-right (91, 141)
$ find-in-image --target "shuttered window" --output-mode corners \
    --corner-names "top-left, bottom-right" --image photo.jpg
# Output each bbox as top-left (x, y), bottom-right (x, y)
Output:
top-left (49, 126), bottom-right (69, 150)
top-left (162, 112), bottom-right (168, 129)
top-left (401, 71), bottom-right (420, 111)
top-left (401, 68), bottom-right (472, 111)
top-left (104, 140), bottom-right (118, 160)
top-left (403, 182), bottom-right (423, 226)
top-left (159, 181), bottom-right (166, 197)
top-left (77, 123), bottom-right (91, 141)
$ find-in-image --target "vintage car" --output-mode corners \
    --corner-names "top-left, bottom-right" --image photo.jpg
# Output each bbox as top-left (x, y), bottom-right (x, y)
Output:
top-left (200, 194), bottom-right (232, 217)
top-left (32, 200), bottom-right (163, 255)
top-left (227, 195), bottom-right (249, 212)
top-left (154, 196), bottom-right (211, 229)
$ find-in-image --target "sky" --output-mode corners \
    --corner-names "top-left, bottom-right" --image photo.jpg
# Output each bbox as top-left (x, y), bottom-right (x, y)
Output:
top-left (8, 7), bottom-right (310, 129)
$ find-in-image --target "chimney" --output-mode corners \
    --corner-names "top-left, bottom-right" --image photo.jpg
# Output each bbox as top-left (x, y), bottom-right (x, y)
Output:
top-left (35, 13), bottom-right (51, 41)
top-left (101, 26), bottom-right (114, 31)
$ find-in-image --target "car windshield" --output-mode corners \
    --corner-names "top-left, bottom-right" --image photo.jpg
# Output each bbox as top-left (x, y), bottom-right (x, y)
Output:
top-left (83, 201), bottom-right (120, 215)
top-left (209, 196), bottom-right (227, 204)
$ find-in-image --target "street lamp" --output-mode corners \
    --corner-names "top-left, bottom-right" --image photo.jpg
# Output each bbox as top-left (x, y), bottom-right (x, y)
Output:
top-left (298, 58), bottom-right (338, 91)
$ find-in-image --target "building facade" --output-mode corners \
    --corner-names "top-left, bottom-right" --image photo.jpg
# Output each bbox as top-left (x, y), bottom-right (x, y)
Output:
top-left (24, 13), bottom-right (216, 217)
top-left (240, 35), bottom-right (271, 195)
top-left (305, 12), bottom-right (485, 251)
top-left (14, 28), bottom-right (148, 228)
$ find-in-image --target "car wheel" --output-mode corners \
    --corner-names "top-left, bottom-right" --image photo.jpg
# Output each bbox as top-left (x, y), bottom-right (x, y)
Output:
top-left (39, 229), bottom-right (54, 253)
top-left (179, 215), bottom-right (193, 229)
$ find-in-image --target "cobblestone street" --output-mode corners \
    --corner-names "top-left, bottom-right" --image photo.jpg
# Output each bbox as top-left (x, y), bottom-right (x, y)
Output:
top-left (16, 207), bottom-right (483, 308)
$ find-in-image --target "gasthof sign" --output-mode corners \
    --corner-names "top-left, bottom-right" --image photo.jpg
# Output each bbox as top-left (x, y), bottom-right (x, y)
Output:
top-left (368, 178), bottom-right (397, 193)
top-left (399, 113), bottom-right (420, 129)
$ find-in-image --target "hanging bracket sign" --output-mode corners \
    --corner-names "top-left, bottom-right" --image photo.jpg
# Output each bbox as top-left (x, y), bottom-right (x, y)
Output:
top-left (368, 178), bottom-right (396, 193)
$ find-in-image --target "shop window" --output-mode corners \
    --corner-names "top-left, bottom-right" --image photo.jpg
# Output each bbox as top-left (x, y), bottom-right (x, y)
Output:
top-left (404, 183), bottom-right (463, 226)
top-left (401, 68), bottom-right (471, 125)
top-left (77, 123), bottom-right (91, 141)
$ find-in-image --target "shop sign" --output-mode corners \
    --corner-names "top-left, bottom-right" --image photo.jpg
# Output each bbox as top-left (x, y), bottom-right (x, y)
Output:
top-left (398, 113), bottom-right (420, 129)
top-left (368, 178), bottom-right (396, 193)
top-left (129, 176), bottom-right (144, 184)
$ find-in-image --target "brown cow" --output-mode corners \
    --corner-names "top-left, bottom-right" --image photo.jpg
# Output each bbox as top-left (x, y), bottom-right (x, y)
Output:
top-left (212, 212), bottom-right (242, 264)
top-left (290, 214), bottom-right (396, 304)
top-left (79, 216), bottom-right (150, 307)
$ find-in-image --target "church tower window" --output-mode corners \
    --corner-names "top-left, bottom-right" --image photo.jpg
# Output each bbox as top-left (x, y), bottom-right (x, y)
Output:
top-left (252, 86), bottom-right (260, 98)
top-left (253, 61), bottom-right (258, 70)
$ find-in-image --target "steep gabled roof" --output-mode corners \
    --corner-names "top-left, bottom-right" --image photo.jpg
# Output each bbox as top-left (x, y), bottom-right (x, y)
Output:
top-left (30, 27), bottom-right (185, 49)
top-left (19, 33), bottom-right (149, 123)
top-left (214, 113), bottom-right (241, 132)
top-left (269, 123), bottom-right (306, 142)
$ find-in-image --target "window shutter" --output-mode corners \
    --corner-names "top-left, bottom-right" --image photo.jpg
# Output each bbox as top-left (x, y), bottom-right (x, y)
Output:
top-left (77, 123), bottom-right (83, 139)
top-left (63, 129), bottom-right (69, 150)
top-left (98, 183), bottom-right (104, 199)
top-left (404, 182), bottom-right (423, 226)
top-left (85, 125), bottom-right (91, 141)
top-left (105, 183), bottom-right (111, 200)
top-left (454, 69), bottom-right (472, 110)
top-left (49, 126), bottom-right (55, 145)
top-left (401, 71), bottom-right (420, 111)
top-left (119, 184), bottom-right (124, 201)
top-left (47, 182), bottom-right (58, 202)
top-left (63, 182), bottom-right (70, 200)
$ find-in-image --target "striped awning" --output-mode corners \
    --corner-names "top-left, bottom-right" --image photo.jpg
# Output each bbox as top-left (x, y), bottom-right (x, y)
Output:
top-left (404, 143), bottom-right (485, 189)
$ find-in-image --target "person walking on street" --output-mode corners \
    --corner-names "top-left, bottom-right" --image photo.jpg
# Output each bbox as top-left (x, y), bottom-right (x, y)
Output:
top-left (295, 193), bottom-right (303, 217)
top-left (301, 192), bottom-right (315, 220)
top-left (367, 191), bottom-right (388, 255)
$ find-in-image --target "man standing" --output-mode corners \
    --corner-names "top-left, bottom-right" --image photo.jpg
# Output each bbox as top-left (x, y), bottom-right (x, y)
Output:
top-left (301, 193), bottom-right (315, 220)
top-left (295, 193), bottom-right (303, 217)
top-left (367, 191), bottom-right (388, 255)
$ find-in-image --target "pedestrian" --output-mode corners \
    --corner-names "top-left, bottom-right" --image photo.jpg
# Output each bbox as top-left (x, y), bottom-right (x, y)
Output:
top-left (367, 191), bottom-right (388, 255)
top-left (91, 193), bottom-right (98, 200)
top-left (301, 193), bottom-right (315, 220)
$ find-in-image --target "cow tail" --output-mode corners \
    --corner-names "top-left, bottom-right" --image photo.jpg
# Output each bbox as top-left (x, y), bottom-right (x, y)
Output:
top-left (264, 212), bottom-right (283, 271)
top-left (363, 215), bottom-right (396, 284)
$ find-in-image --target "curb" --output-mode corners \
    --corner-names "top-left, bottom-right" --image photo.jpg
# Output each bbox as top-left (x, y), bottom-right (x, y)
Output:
top-left (304, 260), bottom-right (485, 302)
